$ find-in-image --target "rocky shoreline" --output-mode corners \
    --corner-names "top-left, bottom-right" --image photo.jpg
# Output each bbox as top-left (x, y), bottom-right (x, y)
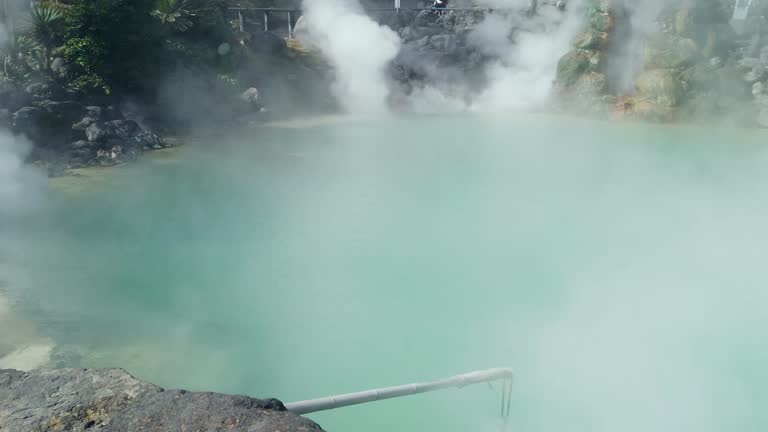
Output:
top-left (0, 368), bottom-right (324, 432)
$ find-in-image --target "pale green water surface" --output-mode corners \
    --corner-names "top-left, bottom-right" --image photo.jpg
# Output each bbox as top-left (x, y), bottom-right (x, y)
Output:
top-left (3, 113), bottom-right (768, 431)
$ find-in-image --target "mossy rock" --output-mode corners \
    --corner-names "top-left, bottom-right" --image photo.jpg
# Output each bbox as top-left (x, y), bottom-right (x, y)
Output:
top-left (586, 0), bottom-right (612, 16)
top-left (643, 33), bottom-right (699, 69)
top-left (679, 63), bottom-right (718, 92)
top-left (574, 72), bottom-right (607, 96)
top-left (590, 12), bottom-right (613, 33)
top-left (621, 98), bottom-right (677, 123)
top-left (636, 68), bottom-right (684, 107)
top-left (587, 50), bottom-right (604, 71)
top-left (674, 7), bottom-right (694, 36)
top-left (573, 30), bottom-right (608, 50)
top-left (556, 49), bottom-right (593, 87)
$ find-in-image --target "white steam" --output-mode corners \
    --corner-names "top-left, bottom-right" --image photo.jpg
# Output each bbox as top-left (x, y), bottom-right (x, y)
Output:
top-left (301, 0), bottom-right (401, 113)
top-left (470, 5), bottom-right (584, 111)
top-left (0, 133), bottom-right (44, 214)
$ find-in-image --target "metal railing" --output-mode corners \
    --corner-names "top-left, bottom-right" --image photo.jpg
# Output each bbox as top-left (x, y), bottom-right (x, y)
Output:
top-left (230, 6), bottom-right (523, 38)
top-left (228, 1), bottom-right (567, 38)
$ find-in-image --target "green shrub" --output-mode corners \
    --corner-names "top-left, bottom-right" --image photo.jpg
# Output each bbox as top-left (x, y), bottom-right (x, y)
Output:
top-left (62, 0), bottom-right (166, 95)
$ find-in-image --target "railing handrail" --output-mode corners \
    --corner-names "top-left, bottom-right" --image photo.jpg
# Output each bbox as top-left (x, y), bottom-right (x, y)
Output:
top-left (228, 6), bottom-right (518, 11)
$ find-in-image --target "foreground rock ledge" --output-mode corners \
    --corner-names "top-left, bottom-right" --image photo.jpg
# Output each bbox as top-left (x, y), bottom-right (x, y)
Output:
top-left (0, 368), bottom-right (324, 432)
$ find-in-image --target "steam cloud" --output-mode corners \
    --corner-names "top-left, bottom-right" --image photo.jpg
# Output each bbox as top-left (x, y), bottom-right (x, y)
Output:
top-left (469, 3), bottom-right (585, 111)
top-left (301, 0), bottom-right (401, 113)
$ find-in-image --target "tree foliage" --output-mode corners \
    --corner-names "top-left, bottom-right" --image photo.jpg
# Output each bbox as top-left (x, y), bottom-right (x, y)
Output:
top-left (27, 4), bottom-right (63, 68)
top-left (61, 0), bottom-right (166, 95)
top-left (0, 34), bottom-right (37, 84)
top-left (151, 0), bottom-right (195, 32)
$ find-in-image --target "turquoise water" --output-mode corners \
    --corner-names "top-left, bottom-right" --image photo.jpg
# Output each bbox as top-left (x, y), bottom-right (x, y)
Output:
top-left (3, 114), bottom-right (768, 431)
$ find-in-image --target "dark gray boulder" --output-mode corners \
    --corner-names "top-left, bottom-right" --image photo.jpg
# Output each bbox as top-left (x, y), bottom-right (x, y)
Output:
top-left (51, 57), bottom-right (76, 81)
top-left (11, 107), bottom-right (56, 144)
top-left (86, 120), bottom-right (141, 142)
top-left (40, 100), bottom-right (86, 127)
top-left (133, 130), bottom-right (165, 150)
top-left (0, 85), bottom-right (32, 111)
top-left (94, 139), bottom-right (143, 166)
top-left (0, 368), bottom-right (324, 432)
top-left (72, 106), bottom-right (105, 131)
top-left (24, 82), bottom-right (69, 101)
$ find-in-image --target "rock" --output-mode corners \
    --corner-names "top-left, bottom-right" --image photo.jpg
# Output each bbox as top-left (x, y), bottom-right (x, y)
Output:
top-left (133, 130), bottom-right (164, 150)
top-left (70, 140), bottom-right (94, 150)
top-left (86, 120), bottom-right (140, 142)
top-left (745, 65), bottom-right (765, 83)
top-left (241, 87), bottom-right (260, 104)
top-left (51, 57), bottom-right (74, 81)
top-left (414, 10), bottom-right (437, 27)
top-left (72, 116), bottom-right (99, 131)
top-left (24, 82), bottom-right (66, 101)
top-left (429, 34), bottom-right (454, 51)
top-left (0, 108), bottom-right (10, 128)
top-left (11, 107), bottom-right (52, 142)
top-left (0, 85), bottom-right (32, 111)
top-left (590, 11), bottom-right (613, 32)
top-left (620, 98), bottom-right (676, 123)
top-left (573, 29), bottom-right (607, 50)
top-left (0, 368), bottom-right (324, 432)
top-left (574, 71), bottom-right (607, 96)
top-left (636, 69), bottom-right (684, 107)
top-left (104, 105), bottom-right (123, 120)
top-left (95, 139), bottom-right (143, 165)
top-left (755, 94), bottom-right (768, 109)
top-left (643, 34), bottom-right (699, 69)
top-left (218, 42), bottom-right (231, 56)
top-left (737, 57), bottom-right (761, 70)
top-left (556, 49), bottom-right (593, 87)
top-left (40, 100), bottom-right (86, 127)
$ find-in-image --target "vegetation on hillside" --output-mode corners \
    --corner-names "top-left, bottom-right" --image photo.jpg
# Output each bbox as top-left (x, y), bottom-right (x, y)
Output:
top-left (0, 0), bottom-right (236, 98)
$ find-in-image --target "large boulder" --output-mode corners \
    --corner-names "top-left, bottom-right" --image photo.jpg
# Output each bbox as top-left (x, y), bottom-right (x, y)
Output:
top-left (72, 106), bottom-right (104, 131)
top-left (0, 368), bottom-right (324, 432)
top-left (0, 85), bottom-right (32, 111)
top-left (556, 49), bottom-right (593, 87)
top-left (11, 107), bottom-right (56, 144)
top-left (50, 57), bottom-right (76, 81)
top-left (94, 139), bottom-right (143, 166)
top-left (636, 69), bottom-right (684, 107)
top-left (40, 100), bottom-right (86, 127)
top-left (573, 29), bottom-right (608, 50)
top-left (11, 107), bottom-right (49, 133)
top-left (85, 120), bottom-right (141, 142)
top-left (643, 34), bottom-right (699, 69)
top-left (24, 81), bottom-right (69, 101)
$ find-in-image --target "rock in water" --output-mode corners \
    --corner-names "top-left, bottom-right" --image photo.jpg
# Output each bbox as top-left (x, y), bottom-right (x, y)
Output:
top-left (636, 69), bottom-right (684, 107)
top-left (0, 368), bottom-right (324, 432)
top-left (86, 120), bottom-right (141, 142)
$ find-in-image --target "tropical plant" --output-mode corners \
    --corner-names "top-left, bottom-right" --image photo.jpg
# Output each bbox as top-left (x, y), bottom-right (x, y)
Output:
top-left (26, 4), bottom-right (63, 72)
top-left (62, 0), bottom-right (165, 95)
top-left (151, 0), bottom-right (194, 32)
top-left (0, 34), bottom-right (39, 83)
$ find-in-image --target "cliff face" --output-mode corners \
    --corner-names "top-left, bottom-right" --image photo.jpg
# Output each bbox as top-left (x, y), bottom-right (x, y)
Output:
top-left (0, 368), bottom-right (324, 432)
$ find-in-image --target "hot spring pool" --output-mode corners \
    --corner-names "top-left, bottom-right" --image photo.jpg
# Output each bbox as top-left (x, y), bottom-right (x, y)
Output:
top-left (3, 113), bottom-right (768, 431)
